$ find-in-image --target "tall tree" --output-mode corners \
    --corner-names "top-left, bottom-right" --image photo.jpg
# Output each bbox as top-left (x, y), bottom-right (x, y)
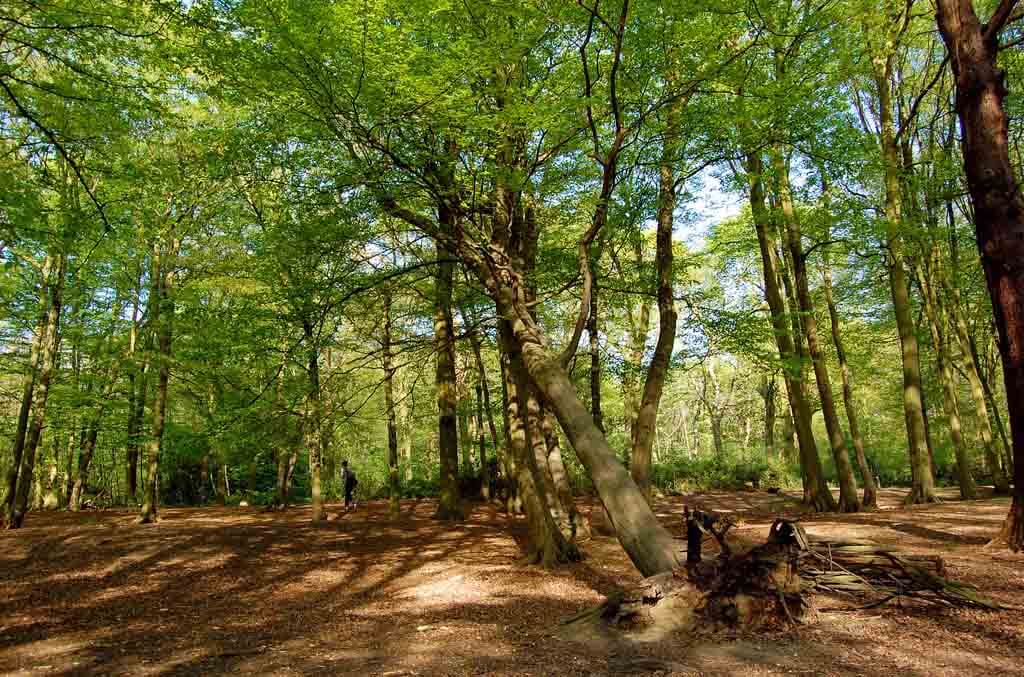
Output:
top-left (935, 0), bottom-right (1024, 549)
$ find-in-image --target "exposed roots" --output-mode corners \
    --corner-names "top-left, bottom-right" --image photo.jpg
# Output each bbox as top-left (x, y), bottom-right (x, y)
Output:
top-left (804, 491), bottom-right (837, 513)
top-left (563, 511), bottom-right (1013, 640)
top-left (902, 487), bottom-right (941, 505)
top-left (988, 497), bottom-right (1024, 552)
top-left (134, 511), bottom-right (160, 525)
top-left (433, 503), bottom-right (467, 521)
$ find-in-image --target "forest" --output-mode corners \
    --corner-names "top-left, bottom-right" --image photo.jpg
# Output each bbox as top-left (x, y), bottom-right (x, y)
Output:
top-left (1, 0), bottom-right (1024, 674)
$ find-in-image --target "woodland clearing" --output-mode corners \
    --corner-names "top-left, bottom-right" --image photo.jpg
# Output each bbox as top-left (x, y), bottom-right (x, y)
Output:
top-left (2, 488), bottom-right (1022, 677)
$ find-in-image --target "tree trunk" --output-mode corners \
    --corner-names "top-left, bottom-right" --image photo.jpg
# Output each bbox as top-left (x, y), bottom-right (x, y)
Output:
top-left (915, 260), bottom-right (978, 499)
top-left (470, 333), bottom-right (501, 454)
top-left (760, 376), bottom-right (777, 457)
top-left (936, 0), bottom-right (1024, 548)
top-left (500, 321), bottom-right (580, 566)
top-left (630, 96), bottom-right (680, 502)
top-left (397, 368), bottom-right (415, 484)
top-left (476, 381), bottom-right (488, 500)
top-left (138, 244), bottom-right (174, 525)
top-left (8, 253), bottom-right (65, 529)
top-left (458, 395), bottom-right (472, 476)
top-left (383, 290), bottom-right (401, 519)
top-left (873, 64), bottom-right (938, 504)
top-left (499, 352), bottom-right (521, 514)
top-left (587, 257), bottom-right (604, 434)
top-left (525, 383), bottom-right (580, 563)
top-left (302, 319), bottom-right (325, 523)
top-left (69, 427), bottom-right (100, 511)
top-left (946, 280), bottom-right (1011, 492)
top-left (745, 152), bottom-right (835, 511)
top-left (434, 146), bottom-right (462, 521)
top-left (775, 146), bottom-right (859, 512)
top-left (543, 412), bottom-right (589, 538)
top-left (2, 255), bottom-right (52, 525)
top-left (820, 195), bottom-right (878, 507)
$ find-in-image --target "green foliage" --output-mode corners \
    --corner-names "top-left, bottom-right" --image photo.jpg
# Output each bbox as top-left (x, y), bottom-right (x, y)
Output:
top-left (651, 453), bottom-right (803, 495)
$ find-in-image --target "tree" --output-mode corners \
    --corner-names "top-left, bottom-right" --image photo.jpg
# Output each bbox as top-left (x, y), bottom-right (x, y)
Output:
top-left (935, 0), bottom-right (1024, 549)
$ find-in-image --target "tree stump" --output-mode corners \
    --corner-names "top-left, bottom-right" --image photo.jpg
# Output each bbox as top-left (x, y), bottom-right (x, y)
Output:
top-left (563, 511), bottom-right (809, 639)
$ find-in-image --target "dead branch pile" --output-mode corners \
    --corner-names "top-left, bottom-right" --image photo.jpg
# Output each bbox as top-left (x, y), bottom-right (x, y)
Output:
top-left (799, 538), bottom-right (1003, 610)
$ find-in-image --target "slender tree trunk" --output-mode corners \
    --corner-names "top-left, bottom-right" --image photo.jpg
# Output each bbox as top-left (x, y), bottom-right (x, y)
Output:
top-left (69, 427), bottom-right (100, 511)
top-left (781, 410), bottom-right (796, 461)
top-left (760, 376), bottom-right (777, 457)
top-left (397, 368), bottom-right (414, 484)
top-left (821, 240), bottom-right (878, 508)
top-left (302, 320), bottom-right (325, 523)
top-left (631, 96), bottom-right (680, 502)
top-left (915, 259), bottom-right (978, 499)
top-left (8, 253), bottom-right (66, 529)
top-left (458, 397), bottom-right (472, 476)
top-left (774, 149), bottom-right (859, 511)
top-left (525, 382), bottom-right (580, 564)
top-left (470, 334), bottom-right (501, 453)
top-left (543, 412), bottom-right (588, 538)
top-left (587, 256), bottom-right (604, 434)
top-left (476, 382), bottom-right (488, 499)
top-left (622, 240), bottom-right (651, 447)
top-left (124, 267), bottom-right (143, 502)
top-left (138, 244), bottom-right (174, 524)
top-left (873, 66), bottom-right (938, 504)
top-left (936, 0), bottom-right (1024, 548)
top-left (499, 352), bottom-right (521, 514)
top-left (2, 255), bottom-right (51, 524)
top-left (745, 152), bottom-right (835, 511)
top-left (383, 290), bottom-right (401, 519)
top-left (947, 284), bottom-right (1011, 492)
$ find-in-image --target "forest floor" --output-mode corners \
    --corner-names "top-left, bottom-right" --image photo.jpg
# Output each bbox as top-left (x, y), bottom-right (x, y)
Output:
top-left (2, 487), bottom-right (1023, 676)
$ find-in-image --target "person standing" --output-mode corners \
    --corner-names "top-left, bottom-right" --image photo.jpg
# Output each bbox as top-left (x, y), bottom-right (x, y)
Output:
top-left (341, 460), bottom-right (358, 510)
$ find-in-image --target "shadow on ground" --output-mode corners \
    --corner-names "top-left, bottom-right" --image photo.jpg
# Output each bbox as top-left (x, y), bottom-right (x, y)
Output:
top-left (1, 490), bottom-right (1022, 676)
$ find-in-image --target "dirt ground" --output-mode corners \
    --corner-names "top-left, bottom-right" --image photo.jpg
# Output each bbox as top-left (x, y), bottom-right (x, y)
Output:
top-left (2, 487), bottom-right (1023, 676)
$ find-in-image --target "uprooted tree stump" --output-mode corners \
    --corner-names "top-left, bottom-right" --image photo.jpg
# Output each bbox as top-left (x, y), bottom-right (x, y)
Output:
top-left (563, 507), bottom-right (1011, 639)
top-left (563, 509), bottom-right (808, 637)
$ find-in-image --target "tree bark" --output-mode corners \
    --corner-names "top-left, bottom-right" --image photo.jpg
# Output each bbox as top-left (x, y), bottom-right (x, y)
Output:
top-left (458, 392), bottom-right (473, 476)
top-left (936, 0), bottom-right (1024, 548)
top-left (872, 62), bottom-right (938, 504)
top-left (501, 320), bottom-right (580, 566)
top-left (759, 376), bottom-right (777, 457)
top-left (945, 279), bottom-right (1011, 492)
top-left (914, 258), bottom-right (978, 499)
top-left (745, 152), bottom-right (835, 511)
top-left (8, 253), bottom-right (65, 529)
top-left (774, 149), bottom-right (860, 511)
top-left (397, 368), bottom-right (415, 484)
top-left (434, 140), bottom-right (462, 521)
top-left (69, 428), bottom-right (100, 512)
top-left (470, 332), bottom-right (501, 454)
top-left (2, 255), bottom-right (52, 525)
top-left (302, 319), bottom-right (326, 523)
top-left (476, 381), bottom-right (488, 499)
top-left (383, 290), bottom-right (401, 519)
top-left (137, 241), bottom-right (175, 525)
top-left (630, 93), bottom-right (680, 502)
top-left (587, 256), bottom-right (604, 434)
top-left (621, 239), bottom-right (651, 447)
top-left (821, 226), bottom-right (878, 508)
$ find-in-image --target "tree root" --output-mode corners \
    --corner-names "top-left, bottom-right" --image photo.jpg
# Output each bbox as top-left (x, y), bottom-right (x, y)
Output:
top-left (562, 513), bottom-right (1015, 638)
